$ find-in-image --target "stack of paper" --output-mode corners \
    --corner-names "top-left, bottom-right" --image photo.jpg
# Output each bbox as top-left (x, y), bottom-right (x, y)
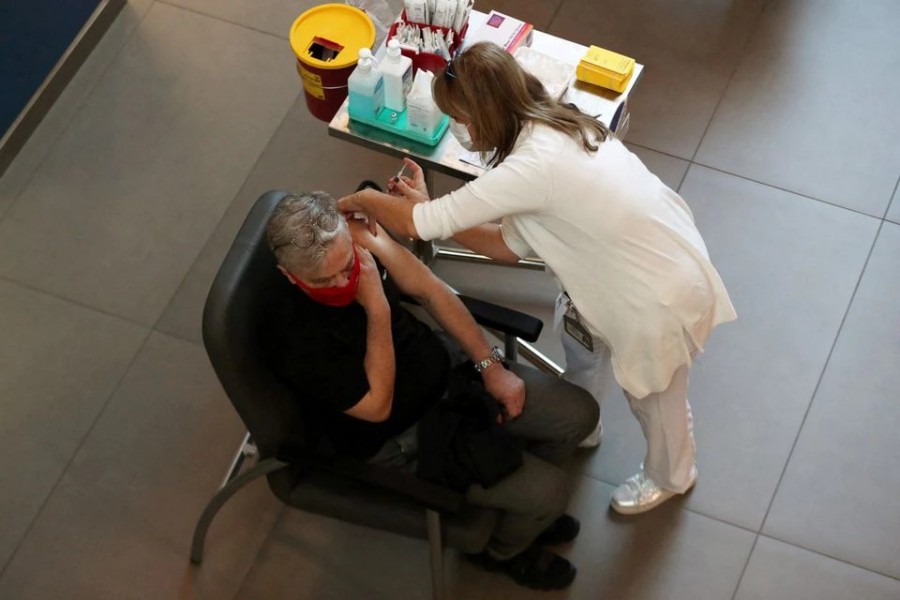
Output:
top-left (575, 45), bottom-right (635, 93)
top-left (514, 47), bottom-right (574, 99)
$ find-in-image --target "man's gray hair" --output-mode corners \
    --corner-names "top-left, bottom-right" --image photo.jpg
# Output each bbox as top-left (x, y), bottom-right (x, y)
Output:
top-left (266, 191), bottom-right (349, 277)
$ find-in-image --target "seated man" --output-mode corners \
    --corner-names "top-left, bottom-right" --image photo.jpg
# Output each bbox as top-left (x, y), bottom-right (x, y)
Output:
top-left (262, 191), bottom-right (599, 591)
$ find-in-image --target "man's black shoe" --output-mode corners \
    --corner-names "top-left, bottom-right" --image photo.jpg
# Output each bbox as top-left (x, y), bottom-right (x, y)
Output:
top-left (535, 514), bottom-right (580, 545)
top-left (467, 544), bottom-right (577, 590)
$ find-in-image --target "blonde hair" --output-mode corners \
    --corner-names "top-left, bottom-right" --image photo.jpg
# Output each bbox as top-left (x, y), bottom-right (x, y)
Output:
top-left (433, 42), bottom-right (610, 166)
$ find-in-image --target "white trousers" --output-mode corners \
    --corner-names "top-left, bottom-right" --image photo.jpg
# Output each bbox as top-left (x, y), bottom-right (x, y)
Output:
top-left (561, 329), bottom-right (697, 493)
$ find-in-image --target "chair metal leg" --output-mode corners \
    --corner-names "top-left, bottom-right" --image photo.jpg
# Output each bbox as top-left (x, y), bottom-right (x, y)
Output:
top-left (426, 509), bottom-right (445, 600)
top-left (221, 431), bottom-right (258, 488)
top-left (190, 457), bottom-right (287, 564)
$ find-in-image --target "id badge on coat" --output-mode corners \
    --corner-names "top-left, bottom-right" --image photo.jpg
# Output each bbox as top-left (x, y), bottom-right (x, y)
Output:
top-left (555, 292), bottom-right (594, 352)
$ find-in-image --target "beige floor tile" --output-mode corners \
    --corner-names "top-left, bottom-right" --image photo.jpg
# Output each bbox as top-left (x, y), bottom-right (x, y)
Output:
top-left (550, 0), bottom-right (765, 159)
top-left (0, 2), bottom-right (299, 326)
top-left (578, 166), bottom-right (880, 530)
top-left (155, 95), bottom-right (400, 343)
top-left (0, 0), bottom-right (154, 221)
top-left (4, 1), bottom-right (900, 598)
top-left (452, 474), bottom-right (754, 600)
top-left (734, 536), bottom-right (900, 600)
top-left (696, 0), bottom-right (900, 216)
top-left (764, 223), bottom-right (900, 578)
top-left (476, 0), bottom-right (563, 30)
top-left (0, 331), bottom-right (282, 598)
top-left (161, 0), bottom-right (405, 40)
top-left (237, 509), bottom-right (433, 600)
top-left (0, 280), bottom-right (147, 570)
top-left (886, 182), bottom-right (900, 224)
top-left (625, 144), bottom-right (690, 191)
top-left (238, 475), bottom-right (754, 600)
top-left (161, 0), bottom-right (563, 48)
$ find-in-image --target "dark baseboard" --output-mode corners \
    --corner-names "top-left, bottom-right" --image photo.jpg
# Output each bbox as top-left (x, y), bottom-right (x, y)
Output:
top-left (0, 0), bottom-right (126, 177)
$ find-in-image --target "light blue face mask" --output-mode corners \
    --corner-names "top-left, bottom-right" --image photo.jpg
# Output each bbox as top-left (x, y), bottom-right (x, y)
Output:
top-left (448, 117), bottom-right (476, 151)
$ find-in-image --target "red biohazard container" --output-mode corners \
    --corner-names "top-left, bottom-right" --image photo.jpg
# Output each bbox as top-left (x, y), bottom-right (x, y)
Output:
top-left (290, 4), bottom-right (376, 122)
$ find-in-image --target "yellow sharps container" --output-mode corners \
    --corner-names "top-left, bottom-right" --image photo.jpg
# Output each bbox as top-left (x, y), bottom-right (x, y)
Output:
top-left (290, 4), bottom-right (376, 122)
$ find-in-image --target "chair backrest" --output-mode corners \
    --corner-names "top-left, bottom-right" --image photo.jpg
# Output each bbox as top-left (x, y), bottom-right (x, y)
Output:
top-left (202, 190), bottom-right (307, 460)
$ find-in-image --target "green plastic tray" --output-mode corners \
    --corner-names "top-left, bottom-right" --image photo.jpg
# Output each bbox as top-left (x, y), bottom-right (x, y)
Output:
top-left (349, 106), bottom-right (449, 146)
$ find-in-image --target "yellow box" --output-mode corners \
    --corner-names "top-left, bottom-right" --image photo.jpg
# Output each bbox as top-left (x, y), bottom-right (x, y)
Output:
top-left (575, 45), bottom-right (635, 93)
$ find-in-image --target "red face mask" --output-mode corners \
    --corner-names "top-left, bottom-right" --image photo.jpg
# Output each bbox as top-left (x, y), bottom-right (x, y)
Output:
top-left (291, 246), bottom-right (360, 307)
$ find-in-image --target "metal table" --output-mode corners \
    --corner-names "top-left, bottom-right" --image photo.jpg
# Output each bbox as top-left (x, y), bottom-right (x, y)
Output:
top-left (328, 10), bottom-right (644, 185)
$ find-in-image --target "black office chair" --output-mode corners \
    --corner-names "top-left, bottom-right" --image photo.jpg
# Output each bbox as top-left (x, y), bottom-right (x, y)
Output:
top-left (189, 190), bottom-right (544, 599)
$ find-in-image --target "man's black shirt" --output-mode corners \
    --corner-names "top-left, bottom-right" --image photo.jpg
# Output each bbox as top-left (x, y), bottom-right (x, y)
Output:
top-left (260, 263), bottom-right (450, 459)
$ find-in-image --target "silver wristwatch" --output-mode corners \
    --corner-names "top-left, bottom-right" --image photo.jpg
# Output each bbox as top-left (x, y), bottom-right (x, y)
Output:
top-left (474, 346), bottom-right (505, 373)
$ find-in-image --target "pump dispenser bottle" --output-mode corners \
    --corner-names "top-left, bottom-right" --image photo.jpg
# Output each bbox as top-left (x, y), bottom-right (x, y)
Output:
top-left (378, 39), bottom-right (413, 112)
top-left (348, 48), bottom-right (384, 119)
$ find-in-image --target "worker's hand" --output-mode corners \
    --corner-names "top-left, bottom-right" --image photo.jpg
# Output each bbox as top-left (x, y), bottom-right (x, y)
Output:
top-left (481, 364), bottom-right (525, 421)
top-left (354, 246), bottom-right (388, 314)
top-left (338, 190), bottom-right (380, 235)
top-left (387, 158), bottom-right (429, 201)
top-left (338, 187), bottom-right (419, 239)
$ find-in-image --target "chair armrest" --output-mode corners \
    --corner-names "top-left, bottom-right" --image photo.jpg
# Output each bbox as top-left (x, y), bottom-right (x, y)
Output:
top-left (457, 294), bottom-right (543, 343)
top-left (276, 446), bottom-right (463, 513)
top-left (401, 293), bottom-right (543, 343)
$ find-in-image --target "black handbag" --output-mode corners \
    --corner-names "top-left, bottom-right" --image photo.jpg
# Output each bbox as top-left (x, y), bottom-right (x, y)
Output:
top-left (416, 365), bottom-right (524, 491)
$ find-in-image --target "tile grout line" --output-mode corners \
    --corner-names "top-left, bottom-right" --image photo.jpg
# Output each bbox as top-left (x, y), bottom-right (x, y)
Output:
top-left (0, 274), bottom-right (153, 332)
top-left (760, 532), bottom-right (900, 584)
top-left (679, 0), bottom-right (763, 243)
top-left (0, 1), bottom-right (156, 233)
top-left (730, 534), bottom-right (761, 600)
top-left (0, 327), bottom-right (155, 581)
top-left (578, 471), bottom-right (759, 536)
top-left (691, 161), bottom-right (892, 221)
top-left (688, 0), bottom-right (769, 166)
top-left (579, 469), bottom-right (900, 593)
top-left (156, 0), bottom-right (289, 41)
top-left (757, 220), bottom-right (884, 532)
top-left (727, 219), bottom-right (886, 600)
top-left (0, 5), bottom-right (157, 575)
top-left (149, 95), bottom-right (298, 336)
top-left (545, 0), bottom-right (568, 32)
top-left (629, 140), bottom-right (891, 221)
top-left (881, 173), bottom-right (900, 221)
top-left (678, 4), bottom-right (840, 595)
top-left (149, 324), bottom-right (204, 347)
top-left (228, 504), bottom-right (292, 600)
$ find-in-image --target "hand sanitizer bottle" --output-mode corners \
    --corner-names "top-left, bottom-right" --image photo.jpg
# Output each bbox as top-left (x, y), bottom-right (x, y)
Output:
top-left (348, 48), bottom-right (384, 120)
top-left (378, 39), bottom-right (413, 112)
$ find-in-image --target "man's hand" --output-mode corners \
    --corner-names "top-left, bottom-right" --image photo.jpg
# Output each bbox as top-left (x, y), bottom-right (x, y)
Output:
top-left (354, 245), bottom-right (388, 314)
top-left (481, 364), bottom-right (526, 421)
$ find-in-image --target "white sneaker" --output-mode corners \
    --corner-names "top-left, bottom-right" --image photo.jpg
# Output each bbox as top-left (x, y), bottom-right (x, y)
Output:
top-left (610, 465), bottom-right (697, 515)
top-left (578, 420), bottom-right (602, 449)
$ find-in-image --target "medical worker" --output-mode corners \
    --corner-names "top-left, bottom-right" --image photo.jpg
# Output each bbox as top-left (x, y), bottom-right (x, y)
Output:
top-left (338, 42), bottom-right (736, 514)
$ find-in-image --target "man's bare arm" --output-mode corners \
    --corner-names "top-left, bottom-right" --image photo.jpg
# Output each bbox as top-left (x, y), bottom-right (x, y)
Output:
top-left (342, 247), bottom-right (396, 422)
top-left (351, 221), bottom-right (526, 419)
